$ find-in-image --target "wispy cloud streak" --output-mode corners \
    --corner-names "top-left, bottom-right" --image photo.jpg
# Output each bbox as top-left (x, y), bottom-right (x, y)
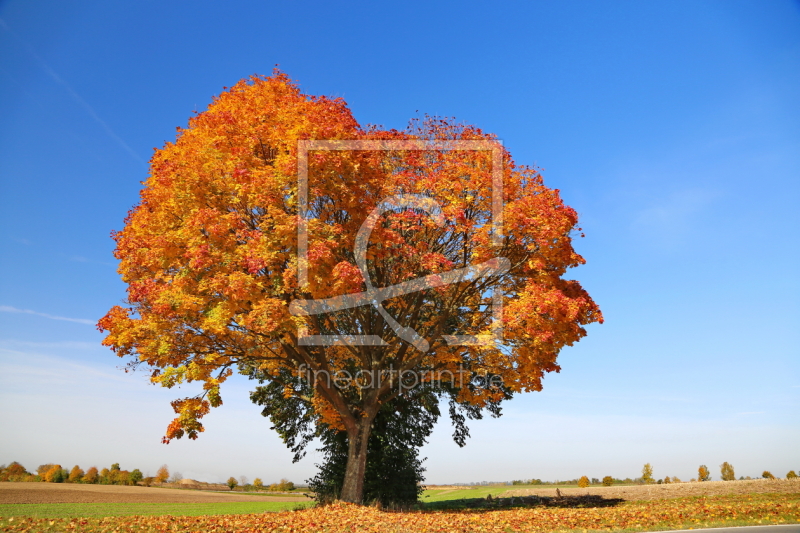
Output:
top-left (0, 17), bottom-right (145, 165)
top-left (0, 305), bottom-right (95, 325)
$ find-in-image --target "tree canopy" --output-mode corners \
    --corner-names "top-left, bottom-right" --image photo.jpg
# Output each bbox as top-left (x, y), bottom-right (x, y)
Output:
top-left (99, 70), bottom-right (602, 502)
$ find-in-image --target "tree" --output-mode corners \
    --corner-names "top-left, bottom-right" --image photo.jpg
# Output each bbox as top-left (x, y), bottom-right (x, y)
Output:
top-left (170, 471), bottom-right (183, 484)
top-left (720, 462), bottom-right (735, 481)
top-left (45, 465), bottom-right (65, 483)
top-left (68, 466), bottom-right (84, 483)
top-left (698, 465), bottom-right (711, 482)
top-left (156, 465), bottom-right (169, 485)
top-left (248, 364), bottom-right (441, 505)
top-left (110, 463), bottom-right (120, 471)
top-left (303, 392), bottom-right (434, 504)
top-left (641, 463), bottom-right (654, 484)
top-left (37, 464), bottom-right (56, 477)
top-left (227, 477), bottom-right (238, 491)
top-left (1, 462), bottom-right (29, 482)
top-left (602, 476), bottom-right (613, 487)
top-left (787, 470), bottom-right (797, 479)
top-left (762, 471), bottom-right (774, 479)
top-left (253, 478), bottom-right (264, 491)
top-left (239, 475), bottom-right (249, 489)
top-left (578, 476), bottom-right (590, 488)
top-left (130, 469), bottom-right (144, 485)
top-left (98, 71), bottom-right (602, 503)
top-left (83, 467), bottom-right (99, 484)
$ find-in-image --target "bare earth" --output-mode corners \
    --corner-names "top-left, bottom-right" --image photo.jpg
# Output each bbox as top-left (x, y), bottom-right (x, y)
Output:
top-left (504, 478), bottom-right (800, 501)
top-left (0, 483), bottom-right (309, 504)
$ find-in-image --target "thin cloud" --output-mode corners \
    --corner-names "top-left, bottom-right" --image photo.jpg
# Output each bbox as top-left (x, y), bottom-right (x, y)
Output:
top-left (0, 305), bottom-right (95, 325)
top-left (0, 17), bottom-right (145, 165)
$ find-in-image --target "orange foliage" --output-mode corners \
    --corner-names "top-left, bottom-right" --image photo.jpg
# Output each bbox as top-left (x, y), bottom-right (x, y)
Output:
top-left (1, 495), bottom-right (798, 533)
top-left (99, 70), bottom-right (602, 501)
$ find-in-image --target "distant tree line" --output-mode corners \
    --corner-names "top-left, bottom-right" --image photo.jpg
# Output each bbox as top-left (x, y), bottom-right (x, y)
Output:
top-left (0, 462), bottom-right (296, 491)
top-left (0, 462), bottom-right (143, 485)
top-left (509, 463), bottom-right (799, 487)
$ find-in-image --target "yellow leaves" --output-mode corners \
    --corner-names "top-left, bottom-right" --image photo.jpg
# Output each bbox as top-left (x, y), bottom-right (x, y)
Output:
top-left (3, 494), bottom-right (797, 532)
top-left (241, 298), bottom-right (288, 336)
top-left (101, 70), bottom-right (603, 446)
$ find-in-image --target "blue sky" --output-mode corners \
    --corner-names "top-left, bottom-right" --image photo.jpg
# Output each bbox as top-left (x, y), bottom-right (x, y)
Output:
top-left (0, 0), bottom-right (798, 485)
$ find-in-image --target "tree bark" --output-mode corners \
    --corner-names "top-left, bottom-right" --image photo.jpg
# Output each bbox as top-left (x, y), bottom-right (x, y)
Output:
top-left (339, 414), bottom-right (374, 503)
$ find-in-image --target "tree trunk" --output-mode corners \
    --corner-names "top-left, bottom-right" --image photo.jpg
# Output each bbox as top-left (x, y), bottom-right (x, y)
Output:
top-left (339, 415), bottom-right (373, 503)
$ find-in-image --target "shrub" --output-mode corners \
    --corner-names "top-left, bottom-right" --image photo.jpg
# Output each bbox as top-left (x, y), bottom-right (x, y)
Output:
top-left (578, 476), bottom-right (590, 488)
top-left (269, 479), bottom-right (295, 491)
top-left (227, 477), bottom-right (238, 490)
top-left (762, 471), bottom-right (775, 479)
top-left (602, 476), bottom-right (614, 487)
top-left (672, 476), bottom-right (682, 483)
top-left (720, 462), bottom-right (735, 481)
top-left (83, 467), bottom-right (99, 484)
top-left (663, 476), bottom-right (671, 484)
top-left (698, 465), bottom-right (711, 482)
top-left (787, 470), bottom-right (797, 479)
top-left (68, 466), bottom-right (84, 483)
top-left (142, 476), bottom-right (154, 487)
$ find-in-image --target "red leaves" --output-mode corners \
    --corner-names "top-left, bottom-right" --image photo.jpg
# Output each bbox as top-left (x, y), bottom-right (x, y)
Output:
top-left (1, 494), bottom-right (798, 532)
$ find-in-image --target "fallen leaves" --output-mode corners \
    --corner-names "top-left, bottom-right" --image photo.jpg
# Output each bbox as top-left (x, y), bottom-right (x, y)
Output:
top-left (0, 493), bottom-right (797, 532)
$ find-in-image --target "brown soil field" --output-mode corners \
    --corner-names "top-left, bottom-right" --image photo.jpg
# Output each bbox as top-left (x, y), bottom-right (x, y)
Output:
top-left (0, 482), bottom-right (309, 504)
top-left (505, 478), bottom-right (800, 501)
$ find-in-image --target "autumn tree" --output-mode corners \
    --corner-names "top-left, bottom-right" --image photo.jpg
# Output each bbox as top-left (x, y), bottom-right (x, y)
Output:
top-left (698, 465), bottom-right (711, 482)
top-left (37, 464), bottom-right (56, 477)
top-left (99, 71), bottom-right (602, 503)
top-left (253, 478), bottom-right (264, 491)
top-left (227, 477), bottom-right (238, 491)
top-left (154, 465), bottom-right (169, 485)
top-left (602, 476), bottom-right (613, 487)
top-left (84, 467), bottom-right (99, 484)
top-left (787, 470), bottom-right (797, 479)
top-left (578, 476), bottom-right (590, 488)
top-left (44, 465), bottom-right (65, 483)
top-left (762, 471), bottom-right (774, 479)
top-left (641, 463), bottom-right (654, 484)
top-left (68, 466), bottom-right (84, 483)
top-left (0, 462), bottom-right (29, 482)
top-left (720, 462), bottom-right (735, 481)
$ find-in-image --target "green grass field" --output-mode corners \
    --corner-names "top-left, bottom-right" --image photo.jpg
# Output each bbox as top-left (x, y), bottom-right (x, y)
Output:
top-left (0, 500), bottom-right (310, 518)
top-left (421, 484), bottom-right (578, 503)
top-left (421, 486), bottom-right (512, 502)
